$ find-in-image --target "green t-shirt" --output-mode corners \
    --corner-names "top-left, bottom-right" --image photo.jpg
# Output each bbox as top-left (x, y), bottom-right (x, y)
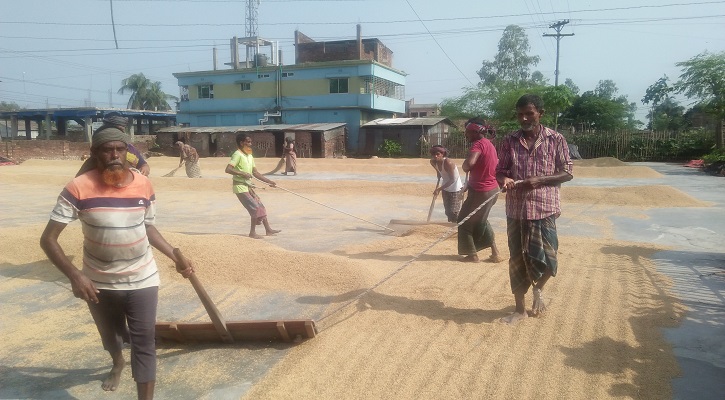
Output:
top-left (229, 149), bottom-right (255, 194)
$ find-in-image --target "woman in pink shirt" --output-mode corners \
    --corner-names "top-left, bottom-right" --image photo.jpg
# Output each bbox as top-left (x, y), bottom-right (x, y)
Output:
top-left (458, 118), bottom-right (504, 263)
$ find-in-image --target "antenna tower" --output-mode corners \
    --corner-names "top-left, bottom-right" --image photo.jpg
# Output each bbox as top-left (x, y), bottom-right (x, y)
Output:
top-left (245, 0), bottom-right (260, 39)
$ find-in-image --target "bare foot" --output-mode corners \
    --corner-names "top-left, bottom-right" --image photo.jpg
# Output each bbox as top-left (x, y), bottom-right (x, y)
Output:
top-left (461, 255), bottom-right (480, 263)
top-left (532, 288), bottom-right (547, 316)
top-left (499, 312), bottom-right (528, 325)
top-left (266, 229), bottom-right (281, 236)
top-left (486, 254), bottom-right (507, 263)
top-left (102, 360), bottom-right (125, 391)
top-left (249, 234), bottom-right (264, 239)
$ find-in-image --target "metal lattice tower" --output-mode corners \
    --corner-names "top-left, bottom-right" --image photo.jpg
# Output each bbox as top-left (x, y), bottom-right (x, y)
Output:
top-left (245, 0), bottom-right (260, 39)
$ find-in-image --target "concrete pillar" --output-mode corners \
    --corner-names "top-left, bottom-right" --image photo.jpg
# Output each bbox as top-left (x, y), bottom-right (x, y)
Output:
top-left (84, 117), bottom-right (93, 142)
top-left (11, 116), bottom-right (18, 138)
top-left (128, 118), bottom-right (135, 138)
top-left (45, 114), bottom-right (52, 139)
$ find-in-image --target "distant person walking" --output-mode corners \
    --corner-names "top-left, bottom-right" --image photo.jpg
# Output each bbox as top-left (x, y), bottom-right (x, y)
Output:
top-left (40, 125), bottom-right (194, 400)
top-left (458, 118), bottom-right (503, 263)
top-left (175, 140), bottom-right (201, 178)
top-left (429, 145), bottom-right (463, 223)
top-left (496, 94), bottom-right (573, 324)
top-left (283, 137), bottom-right (297, 175)
top-left (225, 133), bottom-right (281, 239)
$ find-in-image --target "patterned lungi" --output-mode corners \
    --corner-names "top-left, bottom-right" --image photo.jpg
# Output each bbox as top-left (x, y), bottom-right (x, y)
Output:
top-left (441, 189), bottom-right (463, 223)
top-left (457, 187), bottom-right (499, 256)
top-left (507, 215), bottom-right (559, 294)
top-left (185, 160), bottom-right (202, 178)
top-left (236, 188), bottom-right (268, 222)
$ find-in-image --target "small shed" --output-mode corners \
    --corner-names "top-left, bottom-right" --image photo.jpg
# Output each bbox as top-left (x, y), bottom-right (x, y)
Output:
top-left (155, 123), bottom-right (347, 158)
top-left (359, 117), bottom-right (453, 157)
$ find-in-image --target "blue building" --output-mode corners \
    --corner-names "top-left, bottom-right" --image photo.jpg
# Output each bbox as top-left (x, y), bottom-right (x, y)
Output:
top-left (173, 27), bottom-right (406, 155)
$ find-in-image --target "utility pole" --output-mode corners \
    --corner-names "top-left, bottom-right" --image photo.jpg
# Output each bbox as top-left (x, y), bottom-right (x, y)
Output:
top-left (543, 20), bottom-right (574, 87)
top-left (543, 20), bottom-right (574, 131)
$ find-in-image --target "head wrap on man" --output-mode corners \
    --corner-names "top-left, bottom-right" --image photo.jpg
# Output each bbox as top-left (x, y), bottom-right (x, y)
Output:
top-left (102, 112), bottom-right (129, 127)
top-left (91, 127), bottom-right (129, 150)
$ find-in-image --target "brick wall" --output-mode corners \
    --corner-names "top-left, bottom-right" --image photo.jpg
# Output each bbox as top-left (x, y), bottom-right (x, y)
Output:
top-left (324, 127), bottom-right (347, 158)
top-left (1, 137), bottom-right (154, 162)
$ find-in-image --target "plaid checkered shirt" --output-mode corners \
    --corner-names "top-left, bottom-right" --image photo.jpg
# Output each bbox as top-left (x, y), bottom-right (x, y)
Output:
top-left (496, 125), bottom-right (573, 220)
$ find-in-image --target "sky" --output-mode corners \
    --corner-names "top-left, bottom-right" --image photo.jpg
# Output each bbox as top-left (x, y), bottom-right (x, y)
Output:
top-left (1, 0), bottom-right (724, 122)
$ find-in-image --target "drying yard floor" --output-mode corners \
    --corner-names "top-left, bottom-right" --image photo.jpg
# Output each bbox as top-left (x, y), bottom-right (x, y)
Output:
top-left (0, 156), bottom-right (723, 399)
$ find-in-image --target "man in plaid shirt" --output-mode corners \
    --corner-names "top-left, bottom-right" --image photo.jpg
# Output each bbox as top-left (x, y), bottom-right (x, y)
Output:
top-left (496, 94), bottom-right (573, 324)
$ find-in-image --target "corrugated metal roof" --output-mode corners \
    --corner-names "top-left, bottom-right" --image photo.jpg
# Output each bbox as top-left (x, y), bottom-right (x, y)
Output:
top-left (156, 122), bottom-right (346, 134)
top-left (0, 107), bottom-right (175, 119)
top-left (361, 117), bottom-right (451, 127)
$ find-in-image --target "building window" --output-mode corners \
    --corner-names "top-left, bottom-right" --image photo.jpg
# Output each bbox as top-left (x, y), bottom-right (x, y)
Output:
top-left (362, 76), bottom-right (405, 100)
top-left (240, 82), bottom-right (251, 91)
top-left (258, 74), bottom-right (270, 78)
top-left (419, 112), bottom-right (428, 117)
top-left (179, 86), bottom-right (189, 101)
top-left (282, 72), bottom-right (294, 77)
top-left (329, 78), bottom-right (348, 94)
top-left (198, 85), bottom-right (214, 99)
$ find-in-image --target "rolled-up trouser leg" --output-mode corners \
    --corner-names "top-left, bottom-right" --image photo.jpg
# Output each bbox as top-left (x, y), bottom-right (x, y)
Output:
top-left (126, 286), bottom-right (159, 383)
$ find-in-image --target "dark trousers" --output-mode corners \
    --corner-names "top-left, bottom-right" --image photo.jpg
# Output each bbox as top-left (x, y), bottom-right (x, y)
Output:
top-left (87, 286), bottom-right (158, 383)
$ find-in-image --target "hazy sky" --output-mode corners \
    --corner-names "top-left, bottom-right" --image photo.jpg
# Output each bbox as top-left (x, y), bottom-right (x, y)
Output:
top-left (1, 0), bottom-right (724, 122)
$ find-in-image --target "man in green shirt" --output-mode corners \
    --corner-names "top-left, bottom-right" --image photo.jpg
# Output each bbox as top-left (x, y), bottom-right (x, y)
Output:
top-left (225, 133), bottom-right (281, 239)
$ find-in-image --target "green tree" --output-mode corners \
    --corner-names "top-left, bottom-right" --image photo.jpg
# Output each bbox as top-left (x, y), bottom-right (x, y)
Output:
top-left (642, 75), bottom-right (673, 106)
top-left (145, 81), bottom-right (178, 111)
top-left (647, 98), bottom-right (686, 132)
top-left (594, 79), bottom-right (618, 100)
top-left (443, 25), bottom-right (544, 123)
top-left (564, 78), bottom-right (580, 96)
top-left (0, 101), bottom-right (22, 112)
top-left (673, 51), bottom-right (725, 148)
top-left (642, 75), bottom-right (674, 131)
top-left (562, 80), bottom-right (640, 131)
top-left (118, 73), bottom-right (177, 111)
top-left (440, 86), bottom-right (490, 120)
top-left (477, 25), bottom-right (541, 87)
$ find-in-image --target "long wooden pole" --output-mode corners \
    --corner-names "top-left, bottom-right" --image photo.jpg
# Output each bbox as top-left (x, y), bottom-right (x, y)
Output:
top-left (427, 177), bottom-right (441, 222)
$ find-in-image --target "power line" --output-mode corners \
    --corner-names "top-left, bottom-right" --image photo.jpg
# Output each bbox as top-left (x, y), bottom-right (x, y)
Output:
top-left (403, 0), bottom-right (474, 86)
top-left (3, 2), bottom-right (723, 27)
top-left (3, 14), bottom-right (722, 57)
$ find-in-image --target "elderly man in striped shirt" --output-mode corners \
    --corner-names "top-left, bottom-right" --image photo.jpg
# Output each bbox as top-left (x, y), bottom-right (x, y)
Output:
top-left (496, 93), bottom-right (573, 325)
top-left (40, 126), bottom-right (194, 399)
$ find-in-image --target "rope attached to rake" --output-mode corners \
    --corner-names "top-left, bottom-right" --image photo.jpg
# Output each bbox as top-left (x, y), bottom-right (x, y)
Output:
top-left (253, 178), bottom-right (395, 232)
top-left (314, 185), bottom-right (512, 332)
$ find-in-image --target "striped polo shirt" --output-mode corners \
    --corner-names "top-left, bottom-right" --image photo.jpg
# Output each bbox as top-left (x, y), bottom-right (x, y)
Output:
top-left (496, 125), bottom-right (573, 220)
top-left (50, 169), bottom-right (160, 290)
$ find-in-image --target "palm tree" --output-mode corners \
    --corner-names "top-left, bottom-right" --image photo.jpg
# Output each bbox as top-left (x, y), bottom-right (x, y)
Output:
top-left (144, 81), bottom-right (178, 111)
top-left (118, 73), bottom-right (177, 111)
